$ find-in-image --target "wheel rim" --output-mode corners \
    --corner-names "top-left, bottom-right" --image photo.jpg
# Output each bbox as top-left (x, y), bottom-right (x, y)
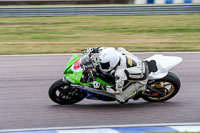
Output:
top-left (55, 85), bottom-right (84, 103)
top-left (147, 81), bottom-right (175, 101)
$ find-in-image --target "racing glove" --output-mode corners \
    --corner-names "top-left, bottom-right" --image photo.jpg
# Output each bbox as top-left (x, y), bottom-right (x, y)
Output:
top-left (86, 48), bottom-right (93, 54)
top-left (86, 47), bottom-right (100, 54)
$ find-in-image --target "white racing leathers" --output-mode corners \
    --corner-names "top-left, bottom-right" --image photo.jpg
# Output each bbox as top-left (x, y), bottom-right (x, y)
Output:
top-left (113, 47), bottom-right (149, 102)
top-left (94, 47), bottom-right (149, 102)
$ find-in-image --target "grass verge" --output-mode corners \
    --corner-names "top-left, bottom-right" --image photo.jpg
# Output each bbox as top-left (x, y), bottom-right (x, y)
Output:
top-left (0, 14), bottom-right (200, 54)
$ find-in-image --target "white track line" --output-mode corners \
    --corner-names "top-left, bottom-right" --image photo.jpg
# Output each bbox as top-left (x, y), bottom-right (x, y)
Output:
top-left (0, 122), bottom-right (200, 132)
top-left (170, 126), bottom-right (200, 132)
top-left (0, 52), bottom-right (200, 57)
top-left (58, 128), bottom-right (119, 133)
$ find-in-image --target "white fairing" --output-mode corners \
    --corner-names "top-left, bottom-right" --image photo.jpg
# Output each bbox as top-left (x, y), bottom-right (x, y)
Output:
top-left (145, 54), bottom-right (182, 79)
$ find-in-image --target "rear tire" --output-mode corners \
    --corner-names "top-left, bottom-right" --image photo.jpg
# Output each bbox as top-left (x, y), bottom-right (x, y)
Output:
top-left (142, 72), bottom-right (181, 102)
top-left (48, 79), bottom-right (87, 105)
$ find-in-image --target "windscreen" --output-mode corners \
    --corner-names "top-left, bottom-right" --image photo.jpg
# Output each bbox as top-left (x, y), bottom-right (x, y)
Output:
top-left (81, 54), bottom-right (91, 65)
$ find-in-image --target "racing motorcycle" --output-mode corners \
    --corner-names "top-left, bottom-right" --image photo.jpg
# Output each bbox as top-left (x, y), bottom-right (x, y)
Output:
top-left (48, 50), bottom-right (182, 104)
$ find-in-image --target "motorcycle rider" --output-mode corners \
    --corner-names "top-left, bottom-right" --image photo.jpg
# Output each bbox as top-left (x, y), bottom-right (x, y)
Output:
top-left (87, 47), bottom-right (149, 103)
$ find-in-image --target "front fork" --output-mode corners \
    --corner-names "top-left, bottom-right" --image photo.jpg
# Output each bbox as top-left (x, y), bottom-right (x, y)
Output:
top-left (63, 77), bottom-right (70, 84)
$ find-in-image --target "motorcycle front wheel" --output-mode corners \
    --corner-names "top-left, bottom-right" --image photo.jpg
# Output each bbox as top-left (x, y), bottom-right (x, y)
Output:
top-left (142, 72), bottom-right (181, 102)
top-left (48, 79), bottom-right (87, 105)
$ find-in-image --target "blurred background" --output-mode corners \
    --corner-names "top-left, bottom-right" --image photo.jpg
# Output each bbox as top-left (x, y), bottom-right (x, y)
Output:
top-left (0, 0), bottom-right (200, 5)
top-left (0, 0), bottom-right (199, 54)
top-left (0, 0), bottom-right (200, 132)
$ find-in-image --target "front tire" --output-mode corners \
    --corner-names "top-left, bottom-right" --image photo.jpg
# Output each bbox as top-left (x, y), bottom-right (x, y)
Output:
top-left (48, 79), bottom-right (87, 105)
top-left (142, 72), bottom-right (181, 102)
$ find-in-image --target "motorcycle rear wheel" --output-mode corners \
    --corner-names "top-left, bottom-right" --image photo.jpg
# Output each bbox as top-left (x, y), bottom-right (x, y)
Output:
top-left (48, 79), bottom-right (87, 105)
top-left (142, 72), bottom-right (181, 102)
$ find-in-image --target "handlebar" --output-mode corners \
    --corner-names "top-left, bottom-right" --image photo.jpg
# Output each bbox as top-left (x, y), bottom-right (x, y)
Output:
top-left (81, 49), bottom-right (87, 54)
top-left (80, 49), bottom-right (93, 57)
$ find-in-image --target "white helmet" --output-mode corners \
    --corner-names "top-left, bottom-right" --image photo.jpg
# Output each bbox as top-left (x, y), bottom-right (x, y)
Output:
top-left (98, 48), bottom-right (120, 72)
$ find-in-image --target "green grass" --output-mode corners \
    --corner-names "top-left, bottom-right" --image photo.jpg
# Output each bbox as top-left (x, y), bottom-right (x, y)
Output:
top-left (0, 14), bottom-right (200, 54)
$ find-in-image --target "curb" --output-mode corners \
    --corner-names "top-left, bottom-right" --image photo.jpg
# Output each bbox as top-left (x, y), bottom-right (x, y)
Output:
top-left (1, 123), bottom-right (200, 133)
top-left (4, 126), bottom-right (200, 133)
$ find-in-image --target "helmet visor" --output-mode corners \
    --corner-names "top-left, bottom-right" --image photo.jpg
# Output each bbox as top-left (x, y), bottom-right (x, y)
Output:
top-left (100, 62), bottom-right (110, 70)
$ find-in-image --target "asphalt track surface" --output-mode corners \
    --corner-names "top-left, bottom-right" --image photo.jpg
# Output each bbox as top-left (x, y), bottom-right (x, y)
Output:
top-left (0, 53), bottom-right (199, 130)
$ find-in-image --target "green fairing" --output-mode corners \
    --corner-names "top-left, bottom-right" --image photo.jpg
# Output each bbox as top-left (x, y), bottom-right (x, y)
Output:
top-left (64, 54), bottom-right (114, 87)
top-left (63, 54), bottom-right (90, 85)
top-left (64, 54), bottom-right (80, 74)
